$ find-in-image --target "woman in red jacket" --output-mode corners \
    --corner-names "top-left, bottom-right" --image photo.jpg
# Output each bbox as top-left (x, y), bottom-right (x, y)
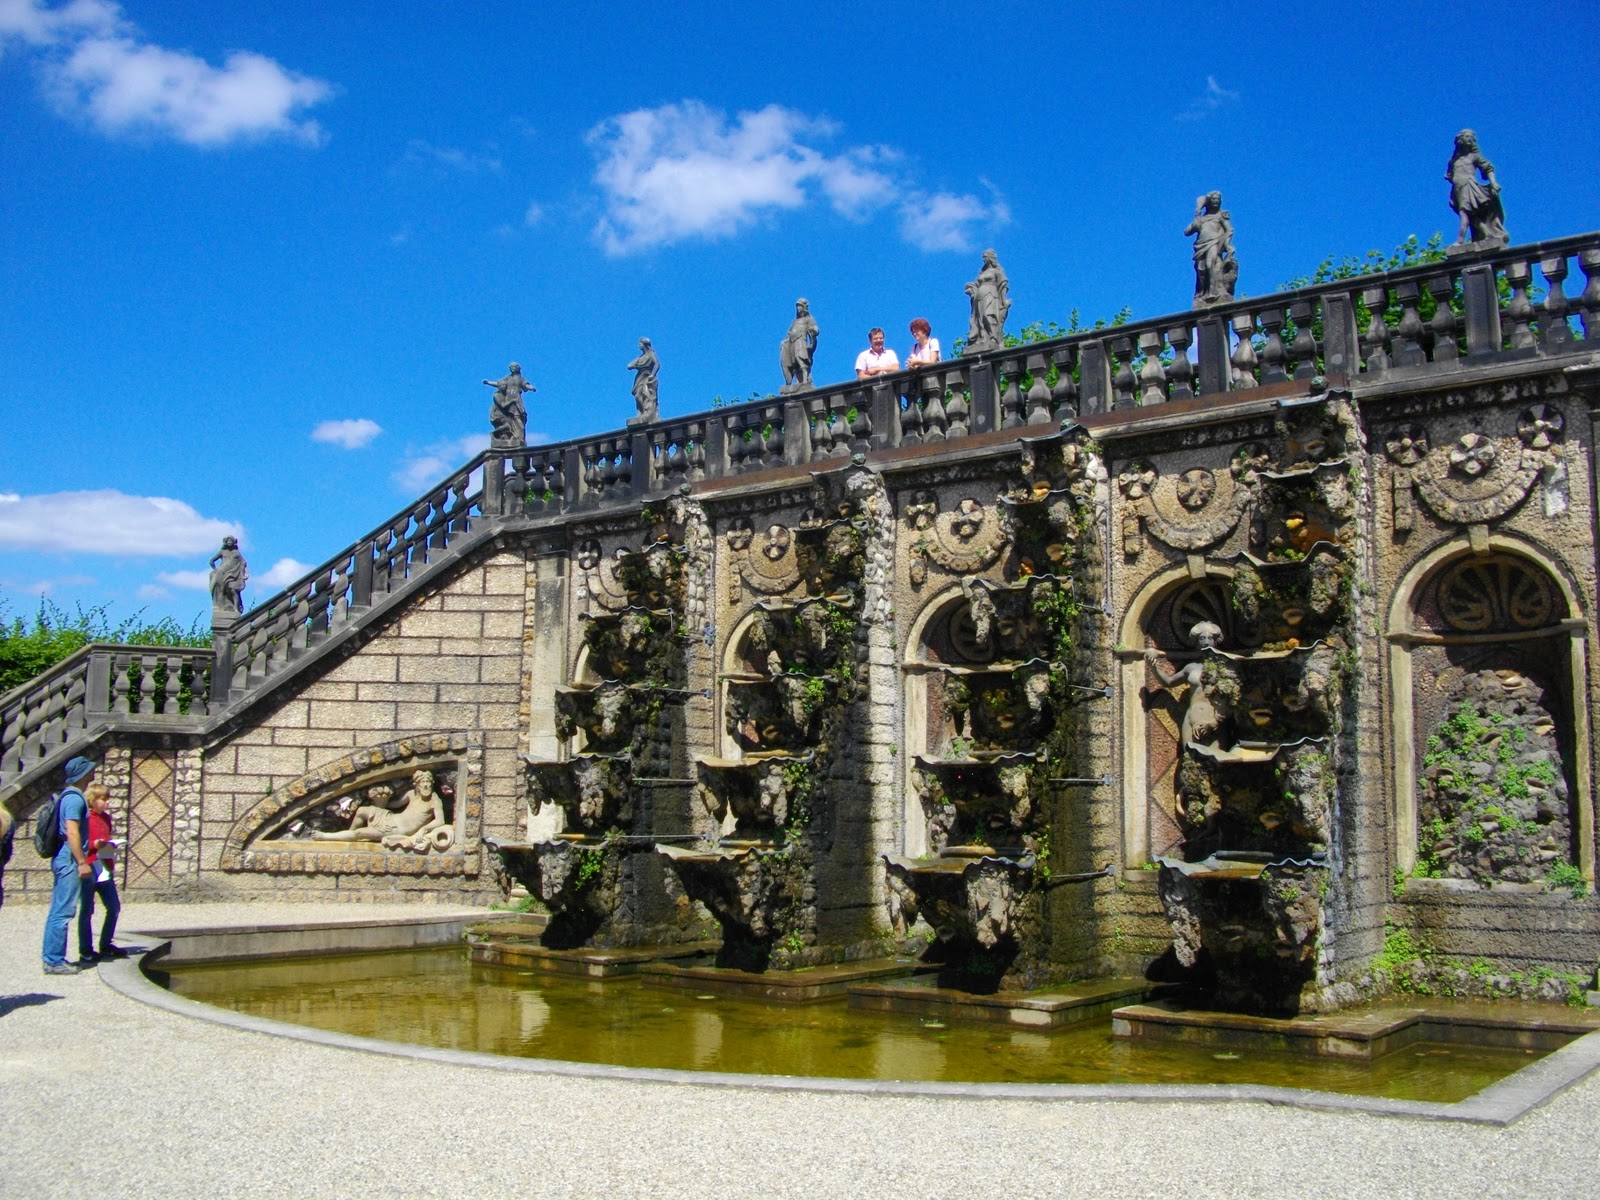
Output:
top-left (77, 784), bottom-right (125, 963)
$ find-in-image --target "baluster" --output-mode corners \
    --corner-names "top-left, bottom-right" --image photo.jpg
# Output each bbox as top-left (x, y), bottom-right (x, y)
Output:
top-left (1360, 285), bottom-right (1392, 372)
top-left (1503, 260), bottom-right (1536, 351)
top-left (1424, 275), bottom-right (1460, 362)
top-left (156, 654), bottom-right (177, 715)
top-left (1109, 335), bottom-right (1137, 409)
top-left (1287, 301), bottom-right (1318, 378)
top-left (945, 370), bottom-right (971, 438)
top-left (848, 389), bottom-right (874, 450)
top-left (111, 653), bottom-right (134, 714)
top-left (897, 383), bottom-right (923, 445)
top-left (1575, 249), bottom-right (1600, 341)
top-left (1137, 330), bottom-right (1168, 404)
top-left (1539, 255), bottom-right (1572, 348)
top-left (1230, 312), bottom-right (1259, 388)
top-left (997, 356), bottom-right (1024, 428)
top-left (800, 398), bottom-right (827, 459)
top-left (923, 375), bottom-right (950, 441)
top-left (1, 702), bottom-right (23, 775)
top-left (1050, 346), bottom-right (1079, 418)
top-left (1024, 353), bottom-right (1053, 424)
top-left (616, 440), bottom-right (635, 492)
top-left (136, 654), bottom-right (156, 715)
top-left (1392, 282), bottom-right (1426, 367)
top-left (687, 423), bottom-right (707, 479)
top-left (1257, 309), bottom-right (1288, 383)
top-left (1165, 326), bottom-right (1195, 401)
top-left (762, 405), bottom-right (786, 464)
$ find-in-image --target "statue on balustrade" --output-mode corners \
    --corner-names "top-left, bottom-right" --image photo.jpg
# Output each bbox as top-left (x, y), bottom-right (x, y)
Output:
top-left (313, 769), bottom-right (452, 850)
top-left (483, 362), bottom-right (535, 449)
top-left (963, 249), bottom-right (1011, 353)
top-left (627, 337), bottom-right (660, 426)
top-left (779, 298), bottom-right (820, 393)
top-left (208, 536), bottom-right (248, 621)
top-left (1446, 129), bottom-right (1508, 249)
top-left (1186, 192), bottom-right (1237, 307)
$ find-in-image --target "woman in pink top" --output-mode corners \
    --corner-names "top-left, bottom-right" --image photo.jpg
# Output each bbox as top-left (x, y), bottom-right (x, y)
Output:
top-left (907, 318), bottom-right (941, 365)
top-left (76, 783), bottom-right (125, 963)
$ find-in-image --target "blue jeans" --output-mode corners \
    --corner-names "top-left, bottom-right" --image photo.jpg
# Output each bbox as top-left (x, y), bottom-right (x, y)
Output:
top-left (41, 850), bottom-right (83, 967)
top-left (78, 867), bottom-right (121, 957)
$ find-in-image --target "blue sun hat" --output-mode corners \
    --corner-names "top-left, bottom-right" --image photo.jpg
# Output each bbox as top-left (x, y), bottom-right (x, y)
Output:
top-left (63, 756), bottom-right (96, 785)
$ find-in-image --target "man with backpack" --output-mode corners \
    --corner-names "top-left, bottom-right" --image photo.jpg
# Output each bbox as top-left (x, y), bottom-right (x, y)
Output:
top-left (40, 756), bottom-right (97, 975)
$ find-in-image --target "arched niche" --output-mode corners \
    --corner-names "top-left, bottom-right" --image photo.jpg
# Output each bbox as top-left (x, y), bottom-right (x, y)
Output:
top-left (1388, 535), bottom-right (1592, 881)
top-left (1116, 564), bottom-right (1238, 867)
top-left (899, 583), bottom-right (984, 857)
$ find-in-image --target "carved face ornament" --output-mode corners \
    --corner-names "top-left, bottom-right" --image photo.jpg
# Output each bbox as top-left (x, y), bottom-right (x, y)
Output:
top-left (1117, 463), bottom-right (1157, 500)
top-left (1385, 426), bottom-right (1429, 466)
top-left (905, 490), bottom-right (937, 530)
top-left (761, 524), bottom-right (792, 561)
top-left (1176, 468), bottom-right (1216, 511)
top-left (951, 498), bottom-right (985, 540)
top-left (1517, 404), bottom-right (1563, 450)
top-left (725, 520), bottom-right (754, 552)
top-left (1448, 432), bottom-right (1498, 478)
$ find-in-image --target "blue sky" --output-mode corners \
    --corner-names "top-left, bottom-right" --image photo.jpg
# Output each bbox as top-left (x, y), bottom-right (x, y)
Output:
top-left (3, 0), bottom-right (1598, 630)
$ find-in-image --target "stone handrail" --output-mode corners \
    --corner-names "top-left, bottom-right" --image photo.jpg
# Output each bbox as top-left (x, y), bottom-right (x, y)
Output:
top-left (473, 229), bottom-right (1600, 514)
top-left (213, 456), bottom-right (487, 702)
top-left (0, 643), bottom-right (215, 798)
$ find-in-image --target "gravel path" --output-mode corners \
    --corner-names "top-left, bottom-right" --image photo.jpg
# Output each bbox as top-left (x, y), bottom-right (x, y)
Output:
top-left (3, 900), bottom-right (1598, 1199)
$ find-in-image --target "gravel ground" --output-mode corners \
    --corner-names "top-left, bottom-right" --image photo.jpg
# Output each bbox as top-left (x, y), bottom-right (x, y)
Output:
top-left (3, 900), bottom-right (1598, 1200)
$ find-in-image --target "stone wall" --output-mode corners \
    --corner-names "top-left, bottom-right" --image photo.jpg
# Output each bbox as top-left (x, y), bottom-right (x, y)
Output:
top-left (194, 548), bottom-right (530, 902)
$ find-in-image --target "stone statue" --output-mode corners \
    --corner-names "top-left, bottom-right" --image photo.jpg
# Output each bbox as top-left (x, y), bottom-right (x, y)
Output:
top-left (482, 362), bottom-right (535, 449)
top-left (626, 338), bottom-right (660, 426)
top-left (208, 536), bottom-right (248, 619)
top-left (1185, 192), bottom-right (1237, 307)
top-left (313, 769), bottom-right (450, 849)
top-left (1145, 622), bottom-right (1223, 749)
top-left (779, 298), bottom-right (820, 393)
top-left (963, 249), bottom-right (1011, 353)
top-left (1446, 129), bottom-right (1508, 248)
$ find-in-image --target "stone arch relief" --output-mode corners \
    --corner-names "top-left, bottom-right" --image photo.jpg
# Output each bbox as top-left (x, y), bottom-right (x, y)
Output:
top-left (220, 732), bottom-right (484, 876)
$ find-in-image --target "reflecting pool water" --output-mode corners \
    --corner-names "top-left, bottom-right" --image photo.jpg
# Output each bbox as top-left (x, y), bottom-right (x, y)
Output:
top-left (159, 947), bottom-right (1548, 1101)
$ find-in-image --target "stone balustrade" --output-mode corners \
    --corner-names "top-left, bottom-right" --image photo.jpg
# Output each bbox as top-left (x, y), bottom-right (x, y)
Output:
top-left (214, 458), bottom-right (486, 701)
top-left (0, 645), bottom-right (213, 790)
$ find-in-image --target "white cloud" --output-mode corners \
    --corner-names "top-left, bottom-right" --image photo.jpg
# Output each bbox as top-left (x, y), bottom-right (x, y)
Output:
top-left (155, 568), bottom-right (210, 590)
top-left (899, 188), bottom-right (1011, 253)
top-left (392, 433), bottom-right (490, 493)
top-left (135, 583), bottom-right (169, 600)
top-left (3, 2), bottom-right (333, 145)
top-left (588, 100), bottom-right (1002, 256)
top-left (403, 139), bottom-right (501, 173)
top-left (391, 431), bottom-right (553, 494)
top-left (52, 36), bottom-right (332, 145)
top-left (0, 0), bottom-right (119, 48)
top-left (1176, 75), bottom-right (1239, 122)
top-left (311, 417), bottom-right (382, 449)
top-left (0, 489), bottom-right (241, 555)
top-left (256, 557), bottom-right (310, 589)
top-left (523, 201), bottom-right (544, 227)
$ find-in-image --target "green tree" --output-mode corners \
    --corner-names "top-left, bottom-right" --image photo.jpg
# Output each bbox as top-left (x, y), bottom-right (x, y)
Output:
top-left (0, 595), bottom-right (208, 694)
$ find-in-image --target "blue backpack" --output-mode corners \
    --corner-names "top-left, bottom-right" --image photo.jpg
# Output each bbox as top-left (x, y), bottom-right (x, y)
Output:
top-left (32, 789), bottom-right (79, 859)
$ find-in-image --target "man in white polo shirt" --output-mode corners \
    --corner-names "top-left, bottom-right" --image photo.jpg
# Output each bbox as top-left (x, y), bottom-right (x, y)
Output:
top-left (854, 328), bottom-right (900, 379)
